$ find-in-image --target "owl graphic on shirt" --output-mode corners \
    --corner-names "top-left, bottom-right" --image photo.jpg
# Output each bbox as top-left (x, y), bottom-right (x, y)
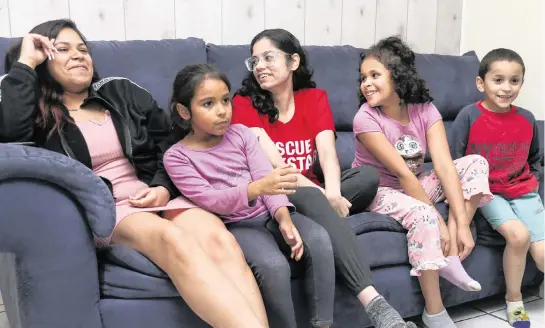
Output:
top-left (394, 135), bottom-right (424, 175)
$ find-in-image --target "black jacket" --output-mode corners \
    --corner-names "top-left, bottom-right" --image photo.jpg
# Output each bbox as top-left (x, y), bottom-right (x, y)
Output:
top-left (0, 62), bottom-right (177, 198)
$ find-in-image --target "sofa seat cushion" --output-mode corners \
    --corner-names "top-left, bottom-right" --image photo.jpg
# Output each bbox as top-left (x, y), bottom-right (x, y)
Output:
top-left (99, 245), bottom-right (176, 299)
top-left (99, 242), bottom-right (310, 299)
top-left (101, 245), bottom-right (167, 278)
top-left (99, 201), bottom-right (481, 296)
top-left (347, 211), bottom-right (407, 235)
top-left (347, 203), bottom-right (452, 268)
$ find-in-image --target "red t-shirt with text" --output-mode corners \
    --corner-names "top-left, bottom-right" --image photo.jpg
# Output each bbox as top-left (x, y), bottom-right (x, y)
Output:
top-left (232, 88), bottom-right (335, 185)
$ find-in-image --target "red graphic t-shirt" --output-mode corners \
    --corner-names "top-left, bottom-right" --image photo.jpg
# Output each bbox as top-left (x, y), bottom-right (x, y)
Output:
top-left (232, 88), bottom-right (336, 185)
top-left (452, 101), bottom-right (540, 198)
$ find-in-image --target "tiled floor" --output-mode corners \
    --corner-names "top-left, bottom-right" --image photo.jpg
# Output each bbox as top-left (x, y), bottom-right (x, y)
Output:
top-left (0, 291), bottom-right (7, 328)
top-left (407, 285), bottom-right (544, 327)
top-left (0, 287), bottom-right (543, 327)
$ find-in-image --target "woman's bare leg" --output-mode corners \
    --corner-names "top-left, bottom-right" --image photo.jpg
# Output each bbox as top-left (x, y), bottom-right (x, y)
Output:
top-left (165, 208), bottom-right (268, 326)
top-left (112, 210), bottom-right (266, 328)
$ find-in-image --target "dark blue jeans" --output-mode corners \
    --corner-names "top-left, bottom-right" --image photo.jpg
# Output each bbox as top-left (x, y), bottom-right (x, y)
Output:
top-left (227, 213), bottom-right (335, 328)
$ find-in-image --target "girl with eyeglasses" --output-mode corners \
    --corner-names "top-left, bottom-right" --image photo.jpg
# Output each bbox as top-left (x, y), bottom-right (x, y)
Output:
top-left (232, 28), bottom-right (415, 328)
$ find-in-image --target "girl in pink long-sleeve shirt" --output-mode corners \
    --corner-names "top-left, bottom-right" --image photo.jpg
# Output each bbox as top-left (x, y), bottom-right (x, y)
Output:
top-left (163, 64), bottom-right (336, 328)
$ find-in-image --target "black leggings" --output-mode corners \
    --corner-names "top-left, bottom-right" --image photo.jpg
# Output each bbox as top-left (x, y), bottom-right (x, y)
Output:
top-left (288, 165), bottom-right (379, 295)
top-left (339, 166), bottom-right (380, 215)
top-left (227, 213), bottom-right (335, 328)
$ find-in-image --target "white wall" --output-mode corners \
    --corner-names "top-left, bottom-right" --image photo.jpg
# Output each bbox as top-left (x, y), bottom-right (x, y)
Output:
top-left (3, 0), bottom-right (541, 117)
top-left (0, 0), bottom-right (463, 53)
top-left (460, 0), bottom-right (544, 120)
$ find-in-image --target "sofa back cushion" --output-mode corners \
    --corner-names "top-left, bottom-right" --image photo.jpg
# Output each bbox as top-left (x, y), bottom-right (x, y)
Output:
top-left (89, 38), bottom-right (207, 109)
top-left (208, 44), bottom-right (484, 170)
top-left (0, 37), bottom-right (20, 73)
top-left (207, 44), bottom-right (363, 132)
top-left (0, 37), bottom-right (208, 110)
top-left (414, 51), bottom-right (483, 121)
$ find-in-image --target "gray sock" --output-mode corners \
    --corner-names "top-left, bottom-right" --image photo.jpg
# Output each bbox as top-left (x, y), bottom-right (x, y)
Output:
top-left (421, 308), bottom-right (456, 328)
top-left (365, 295), bottom-right (417, 328)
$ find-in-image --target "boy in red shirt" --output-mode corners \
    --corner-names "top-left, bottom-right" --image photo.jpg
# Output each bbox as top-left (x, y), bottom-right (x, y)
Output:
top-left (452, 48), bottom-right (542, 328)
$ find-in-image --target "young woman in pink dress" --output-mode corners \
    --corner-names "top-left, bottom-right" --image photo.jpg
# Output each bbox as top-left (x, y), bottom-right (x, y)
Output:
top-left (0, 19), bottom-right (267, 328)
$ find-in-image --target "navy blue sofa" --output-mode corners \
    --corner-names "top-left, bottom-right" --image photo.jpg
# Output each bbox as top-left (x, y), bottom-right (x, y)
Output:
top-left (0, 36), bottom-right (542, 328)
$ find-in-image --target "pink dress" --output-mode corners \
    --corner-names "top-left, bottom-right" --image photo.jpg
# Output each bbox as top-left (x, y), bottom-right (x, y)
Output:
top-left (75, 111), bottom-right (197, 246)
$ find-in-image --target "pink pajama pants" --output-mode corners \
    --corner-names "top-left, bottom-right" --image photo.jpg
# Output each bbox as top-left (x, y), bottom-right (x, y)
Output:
top-left (368, 155), bottom-right (493, 276)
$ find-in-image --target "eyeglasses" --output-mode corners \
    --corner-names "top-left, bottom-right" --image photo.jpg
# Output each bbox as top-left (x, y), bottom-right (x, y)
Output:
top-left (244, 50), bottom-right (291, 71)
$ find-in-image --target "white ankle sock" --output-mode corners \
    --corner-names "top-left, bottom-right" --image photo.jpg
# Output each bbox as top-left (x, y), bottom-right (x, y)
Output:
top-left (421, 309), bottom-right (456, 328)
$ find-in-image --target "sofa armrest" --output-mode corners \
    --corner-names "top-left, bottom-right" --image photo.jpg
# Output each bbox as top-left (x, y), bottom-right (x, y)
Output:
top-left (0, 144), bottom-right (115, 237)
top-left (0, 144), bottom-right (115, 328)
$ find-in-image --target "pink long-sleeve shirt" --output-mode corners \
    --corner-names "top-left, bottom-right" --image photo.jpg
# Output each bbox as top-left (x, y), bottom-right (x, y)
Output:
top-left (164, 124), bottom-right (294, 223)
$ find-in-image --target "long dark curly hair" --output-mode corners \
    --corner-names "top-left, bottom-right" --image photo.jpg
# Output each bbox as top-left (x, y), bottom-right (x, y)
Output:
top-left (358, 36), bottom-right (433, 107)
top-left (4, 19), bottom-right (100, 138)
top-left (235, 29), bottom-right (315, 123)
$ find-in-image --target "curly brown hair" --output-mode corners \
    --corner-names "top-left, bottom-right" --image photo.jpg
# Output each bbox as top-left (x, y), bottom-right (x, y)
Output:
top-left (358, 36), bottom-right (433, 107)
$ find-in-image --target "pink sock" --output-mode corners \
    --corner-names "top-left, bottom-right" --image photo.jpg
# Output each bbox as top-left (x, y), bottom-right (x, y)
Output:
top-left (439, 256), bottom-right (481, 291)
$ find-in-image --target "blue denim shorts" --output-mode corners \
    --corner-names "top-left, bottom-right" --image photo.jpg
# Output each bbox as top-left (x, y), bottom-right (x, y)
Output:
top-left (480, 190), bottom-right (544, 242)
